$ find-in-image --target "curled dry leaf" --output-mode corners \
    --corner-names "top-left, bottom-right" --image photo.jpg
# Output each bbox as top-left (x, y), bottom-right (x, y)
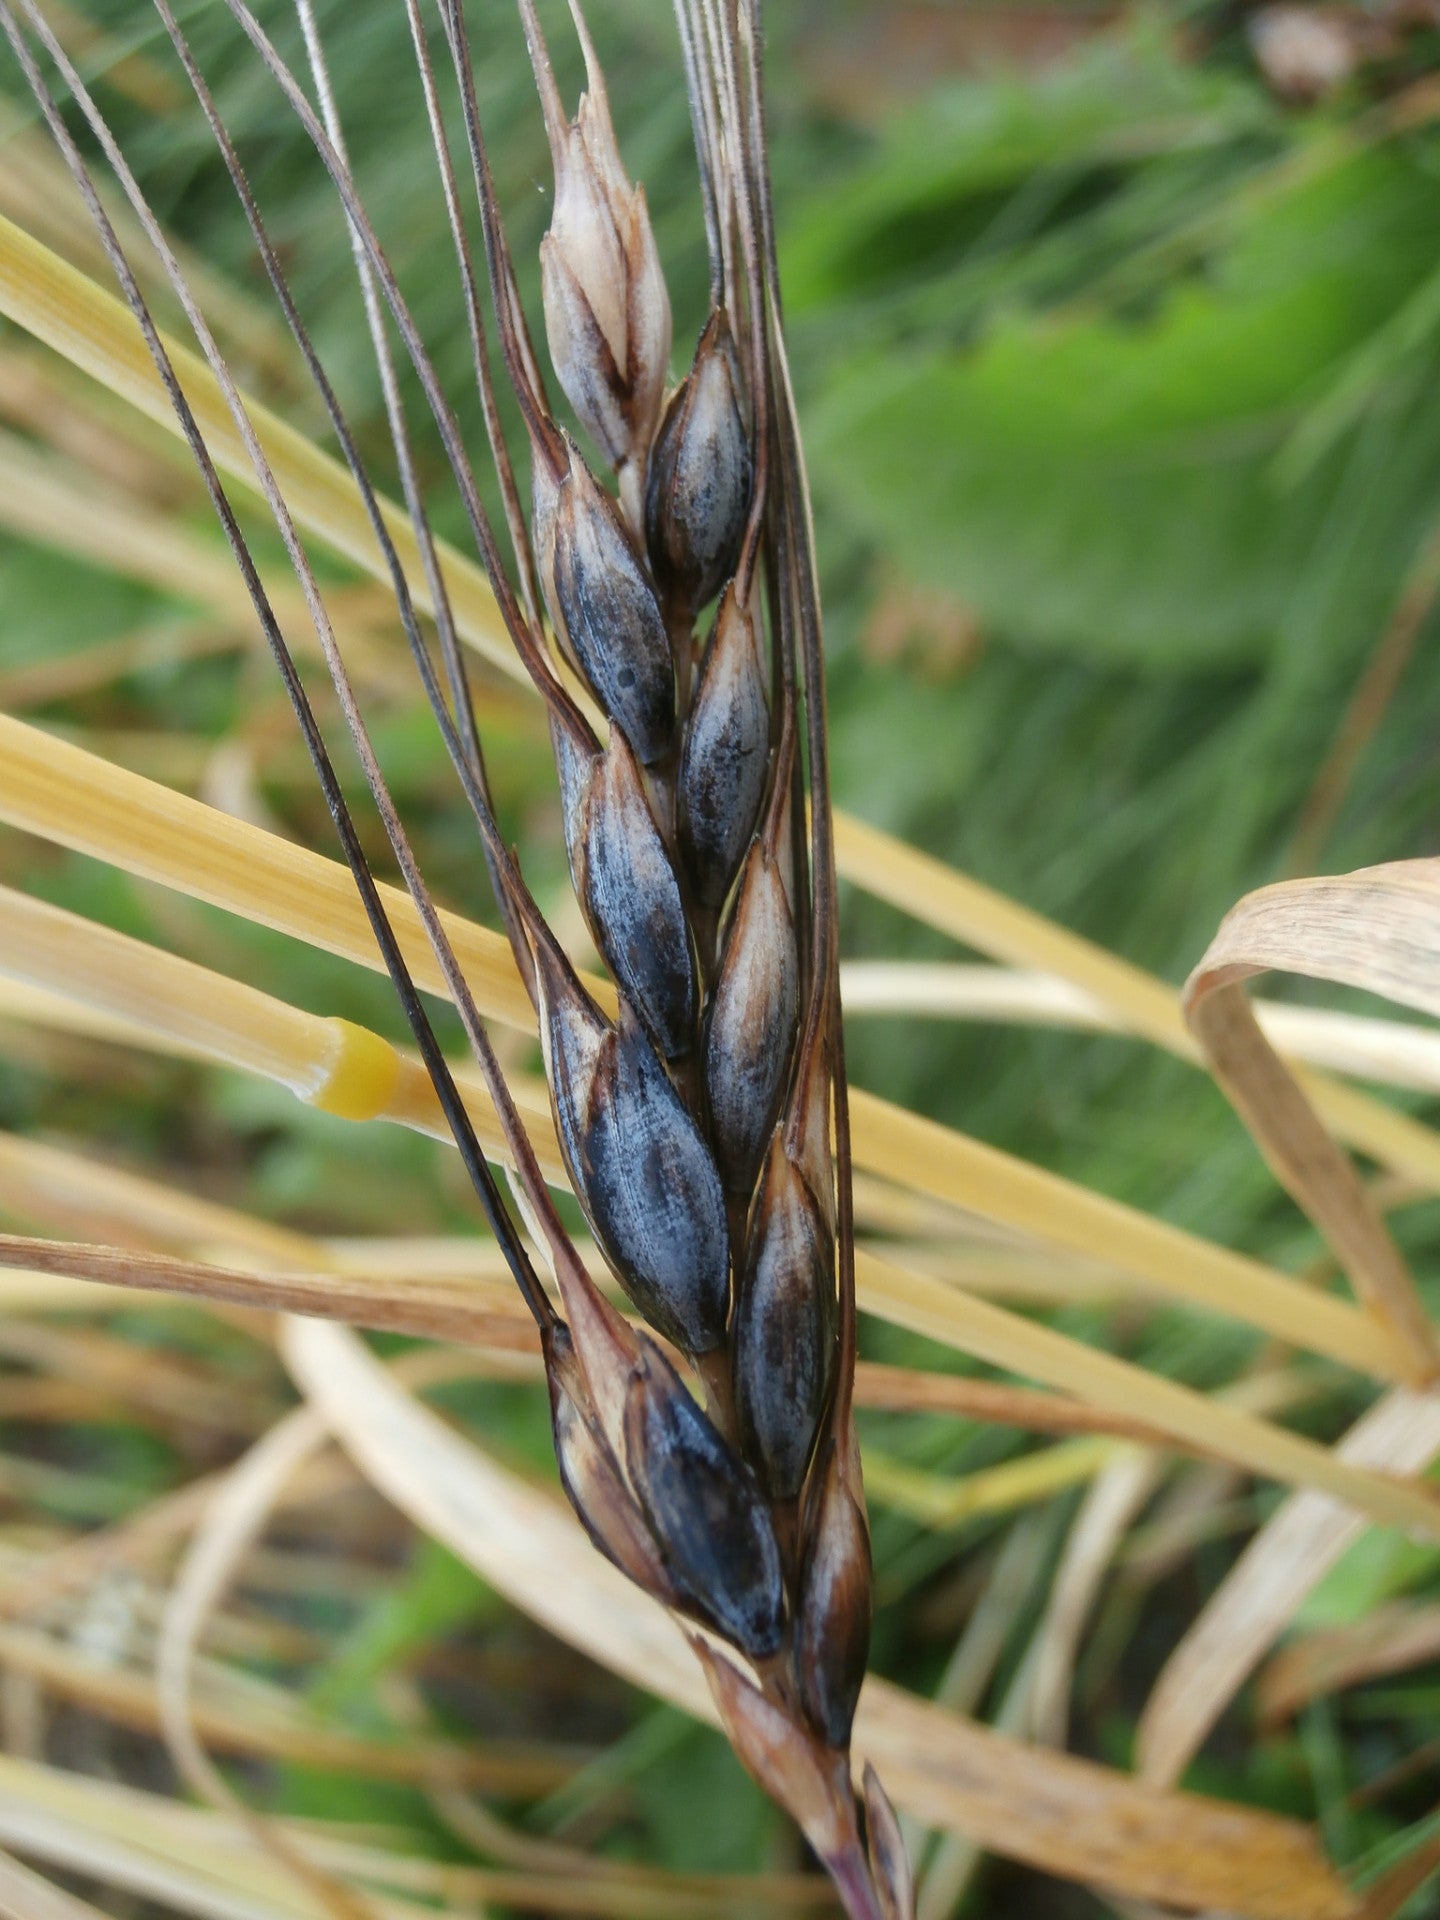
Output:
top-left (283, 1318), bottom-right (1356, 1919)
top-left (1184, 858), bottom-right (1440, 1378)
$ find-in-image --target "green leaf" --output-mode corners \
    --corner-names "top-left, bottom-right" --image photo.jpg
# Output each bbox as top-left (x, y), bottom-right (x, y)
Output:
top-left (1296, 1530), bottom-right (1440, 1632)
top-left (801, 133), bottom-right (1440, 668)
top-left (309, 1536), bottom-right (500, 1715)
top-left (782, 25), bottom-right (1275, 316)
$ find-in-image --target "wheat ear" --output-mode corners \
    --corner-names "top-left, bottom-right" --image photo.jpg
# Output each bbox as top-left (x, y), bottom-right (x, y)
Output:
top-left (490, 14), bottom-right (909, 1911)
top-left (0, 0), bottom-right (910, 1911)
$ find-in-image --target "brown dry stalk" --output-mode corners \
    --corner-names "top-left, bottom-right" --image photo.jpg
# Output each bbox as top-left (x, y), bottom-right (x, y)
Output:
top-left (0, 1230), bottom-right (1207, 1453)
top-left (0, 0), bottom-right (903, 1911)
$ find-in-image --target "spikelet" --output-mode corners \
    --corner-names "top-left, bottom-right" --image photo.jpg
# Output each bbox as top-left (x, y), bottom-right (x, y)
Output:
top-left (553, 712), bottom-right (696, 1059)
top-left (534, 15), bottom-right (670, 481)
top-left (532, 432), bottom-right (675, 762)
top-left (646, 308), bottom-right (752, 618)
top-left (735, 1136), bottom-right (836, 1501)
top-left (679, 584), bottom-right (771, 908)
top-left (532, 939), bottom-right (729, 1358)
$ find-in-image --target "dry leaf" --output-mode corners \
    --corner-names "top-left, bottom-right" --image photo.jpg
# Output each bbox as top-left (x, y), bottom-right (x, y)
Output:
top-left (0, 1846), bottom-right (120, 1920)
top-left (1185, 860), bottom-right (1440, 1375)
top-left (839, 961), bottom-right (1440, 1098)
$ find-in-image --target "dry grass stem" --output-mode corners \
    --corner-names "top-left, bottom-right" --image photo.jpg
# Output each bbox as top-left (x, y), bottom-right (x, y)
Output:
top-left (0, 1751), bottom-right (842, 1919)
top-left (0, 210), bottom-right (518, 679)
top-left (0, 1846), bottom-right (118, 1920)
top-left (1257, 1601), bottom-right (1440, 1725)
top-left (4, 1132), bottom-right (1434, 1532)
top-left (2, 716), bottom-right (1417, 1380)
top-left (840, 960), bottom-right (1440, 1097)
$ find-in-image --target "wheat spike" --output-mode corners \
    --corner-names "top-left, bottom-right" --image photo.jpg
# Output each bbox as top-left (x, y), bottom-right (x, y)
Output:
top-left (472, 1), bottom-right (901, 1904)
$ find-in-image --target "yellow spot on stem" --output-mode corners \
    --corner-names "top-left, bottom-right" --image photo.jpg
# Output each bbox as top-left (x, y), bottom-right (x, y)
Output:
top-left (311, 1019), bottom-right (400, 1122)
